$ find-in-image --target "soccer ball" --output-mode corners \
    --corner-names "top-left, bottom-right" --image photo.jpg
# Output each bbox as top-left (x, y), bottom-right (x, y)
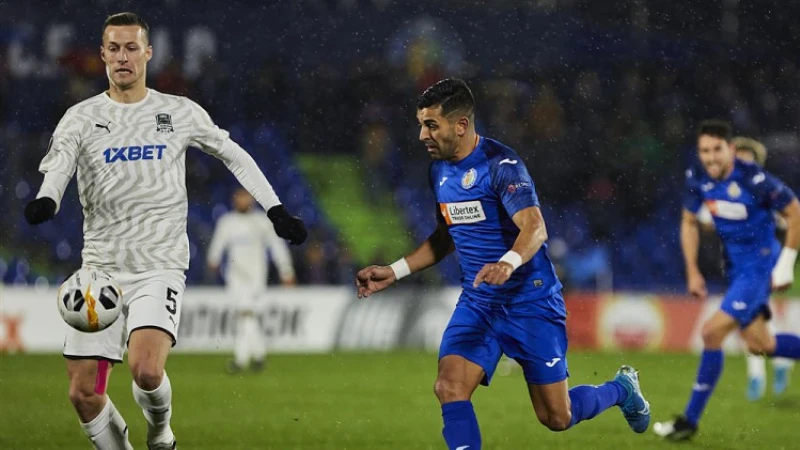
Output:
top-left (58, 268), bottom-right (123, 332)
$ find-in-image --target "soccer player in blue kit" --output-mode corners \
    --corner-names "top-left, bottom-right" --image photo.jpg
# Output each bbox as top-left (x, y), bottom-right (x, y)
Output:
top-left (355, 78), bottom-right (650, 449)
top-left (654, 120), bottom-right (800, 441)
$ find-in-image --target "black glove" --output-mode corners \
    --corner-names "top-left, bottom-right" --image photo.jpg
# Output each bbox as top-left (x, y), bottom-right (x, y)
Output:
top-left (267, 205), bottom-right (308, 245)
top-left (24, 197), bottom-right (57, 225)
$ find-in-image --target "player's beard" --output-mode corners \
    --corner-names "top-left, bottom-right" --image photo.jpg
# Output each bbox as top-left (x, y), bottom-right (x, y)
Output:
top-left (704, 158), bottom-right (732, 180)
top-left (430, 132), bottom-right (458, 161)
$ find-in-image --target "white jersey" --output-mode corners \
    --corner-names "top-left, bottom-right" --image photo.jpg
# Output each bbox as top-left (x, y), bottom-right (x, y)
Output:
top-left (37, 89), bottom-right (281, 271)
top-left (207, 210), bottom-right (295, 290)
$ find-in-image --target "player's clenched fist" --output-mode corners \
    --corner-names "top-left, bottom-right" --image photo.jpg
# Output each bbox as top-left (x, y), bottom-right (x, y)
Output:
top-left (473, 262), bottom-right (514, 288)
top-left (267, 205), bottom-right (308, 245)
top-left (355, 265), bottom-right (396, 298)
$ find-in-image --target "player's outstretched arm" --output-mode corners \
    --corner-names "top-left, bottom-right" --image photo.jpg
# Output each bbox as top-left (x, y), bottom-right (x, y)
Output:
top-left (681, 208), bottom-right (707, 299)
top-left (26, 170), bottom-right (73, 225)
top-left (24, 197), bottom-right (57, 225)
top-left (473, 206), bottom-right (545, 288)
top-left (187, 100), bottom-right (307, 245)
top-left (355, 222), bottom-right (454, 298)
top-left (772, 198), bottom-right (800, 291)
top-left (27, 110), bottom-right (80, 226)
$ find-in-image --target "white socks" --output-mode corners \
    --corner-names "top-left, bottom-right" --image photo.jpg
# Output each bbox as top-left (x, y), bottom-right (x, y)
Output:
top-left (132, 372), bottom-right (174, 445)
top-left (771, 314), bottom-right (795, 370)
top-left (246, 315), bottom-right (266, 362)
top-left (234, 315), bottom-right (251, 367)
top-left (235, 315), bottom-right (266, 366)
top-left (746, 353), bottom-right (767, 379)
top-left (80, 397), bottom-right (133, 450)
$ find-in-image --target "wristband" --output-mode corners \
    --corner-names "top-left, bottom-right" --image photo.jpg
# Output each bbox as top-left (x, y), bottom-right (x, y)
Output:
top-left (389, 258), bottom-right (411, 280)
top-left (498, 251), bottom-right (523, 271)
top-left (775, 247), bottom-right (798, 272)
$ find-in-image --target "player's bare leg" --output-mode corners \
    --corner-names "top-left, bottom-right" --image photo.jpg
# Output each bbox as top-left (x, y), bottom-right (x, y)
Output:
top-left (434, 355), bottom-right (484, 450)
top-left (528, 380), bottom-right (572, 431)
top-left (128, 328), bottom-right (175, 449)
top-left (741, 314), bottom-right (776, 354)
top-left (742, 316), bottom-right (796, 393)
top-left (67, 359), bottom-right (132, 449)
top-left (741, 313), bottom-right (800, 363)
top-left (528, 367), bottom-right (648, 433)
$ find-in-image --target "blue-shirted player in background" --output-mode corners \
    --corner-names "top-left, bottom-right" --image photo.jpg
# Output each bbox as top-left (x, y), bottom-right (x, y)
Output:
top-left (654, 120), bottom-right (800, 441)
top-left (355, 78), bottom-right (650, 450)
top-left (699, 137), bottom-right (794, 401)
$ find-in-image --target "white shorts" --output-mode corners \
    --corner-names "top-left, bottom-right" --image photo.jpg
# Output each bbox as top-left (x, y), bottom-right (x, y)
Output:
top-left (63, 268), bottom-right (186, 363)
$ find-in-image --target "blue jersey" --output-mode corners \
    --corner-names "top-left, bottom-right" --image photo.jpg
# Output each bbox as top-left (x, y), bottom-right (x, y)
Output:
top-left (684, 159), bottom-right (796, 274)
top-left (430, 136), bottom-right (562, 303)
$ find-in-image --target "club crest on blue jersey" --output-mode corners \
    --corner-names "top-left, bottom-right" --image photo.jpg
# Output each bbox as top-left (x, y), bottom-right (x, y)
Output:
top-left (461, 168), bottom-right (478, 189)
top-left (103, 145), bottom-right (166, 163)
top-left (727, 182), bottom-right (741, 198)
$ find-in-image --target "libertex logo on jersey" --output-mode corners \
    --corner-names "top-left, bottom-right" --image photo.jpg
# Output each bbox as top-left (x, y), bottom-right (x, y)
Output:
top-left (705, 200), bottom-right (748, 220)
top-left (103, 145), bottom-right (167, 163)
top-left (439, 201), bottom-right (486, 225)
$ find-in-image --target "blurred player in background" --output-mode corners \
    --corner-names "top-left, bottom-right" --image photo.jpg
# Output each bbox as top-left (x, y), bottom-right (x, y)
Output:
top-left (356, 78), bottom-right (650, 450)
top-left (23, 12), bottom-right (307, 450)
top-left (722, 138), bottom-right (792, 400)
top-left (208, 188), bottom-right (296, 373)
top-left (654, 121), bottom-right (800, 441)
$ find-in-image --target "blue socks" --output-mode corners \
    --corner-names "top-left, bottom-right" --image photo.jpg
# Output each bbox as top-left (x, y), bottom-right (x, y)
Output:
top-left (442, 401), bottom-right (481, 450)
top-left (440, 381), bottom-right (628, 445)
top-left (684, 349), bottom-right (723, 426)
top-left (568, 381), bottom-right (627, 428)
top-left (772, 334), bottom-right (800, 359)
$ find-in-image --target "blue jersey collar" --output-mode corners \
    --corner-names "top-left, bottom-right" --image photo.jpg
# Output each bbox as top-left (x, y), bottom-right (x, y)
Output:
top-left (451, 136), bottom-right (485, 168)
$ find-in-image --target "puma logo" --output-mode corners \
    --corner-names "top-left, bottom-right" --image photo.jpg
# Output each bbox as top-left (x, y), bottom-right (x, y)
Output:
top-left (499, 158), bottom-right (518, 165)
top-left (439, 177), bottom-right (448, 186)
top-left (95, 122), bottom-right (111, 133)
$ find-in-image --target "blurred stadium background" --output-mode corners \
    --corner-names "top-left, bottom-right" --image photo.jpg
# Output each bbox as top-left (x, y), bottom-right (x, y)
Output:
top-left (1, 0), bottom-right (799, 449)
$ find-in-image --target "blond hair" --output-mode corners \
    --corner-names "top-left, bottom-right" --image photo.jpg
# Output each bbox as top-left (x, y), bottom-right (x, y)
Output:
top-left (732, 136), bottom-right (767, 166)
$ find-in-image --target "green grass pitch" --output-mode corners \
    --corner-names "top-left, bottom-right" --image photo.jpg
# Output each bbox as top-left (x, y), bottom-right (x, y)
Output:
top-left (1, 352), bottom-right (798, 449)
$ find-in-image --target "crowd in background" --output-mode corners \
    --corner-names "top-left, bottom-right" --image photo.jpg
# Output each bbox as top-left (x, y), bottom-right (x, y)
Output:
top-left (1, 0), bottom-right (798, 289)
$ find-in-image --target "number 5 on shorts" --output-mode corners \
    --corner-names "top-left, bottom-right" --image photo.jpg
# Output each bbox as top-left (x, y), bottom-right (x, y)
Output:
top-left (166, 288), bottom-right (178, 314)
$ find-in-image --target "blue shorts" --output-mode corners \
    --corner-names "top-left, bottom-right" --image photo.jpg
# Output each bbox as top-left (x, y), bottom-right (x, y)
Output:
top-left (438, 291), bottom-right (569, 386)
top-left (721, 270), bottom-right (772, 328)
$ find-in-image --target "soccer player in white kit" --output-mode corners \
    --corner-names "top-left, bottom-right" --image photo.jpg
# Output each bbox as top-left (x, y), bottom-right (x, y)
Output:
top-left (23, 12), bottom-right (307, 450)
top-left (207, 188), bottom-right (297, 373)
